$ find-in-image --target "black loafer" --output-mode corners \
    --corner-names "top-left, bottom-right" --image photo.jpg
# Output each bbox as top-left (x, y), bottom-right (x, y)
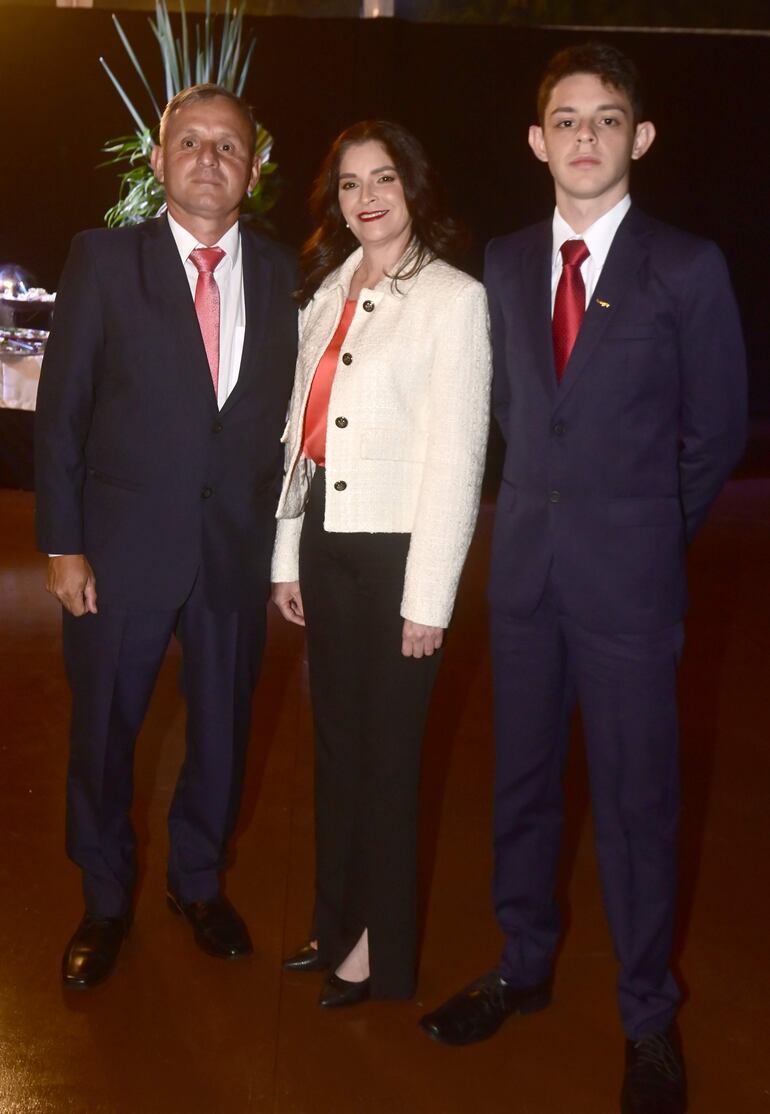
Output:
top-left (319, 972), bottom-right (371, 1009)
top-left (166, 892), bottom-right (253, 959)
top-left (283, 941), bottom-right (329, 973)
top-left (62, 912), bottom-right (130, 989)
top-left (621, 1028), bottom-right (687, 1114)
top-left (419, 971), bottom-right (551, 1045)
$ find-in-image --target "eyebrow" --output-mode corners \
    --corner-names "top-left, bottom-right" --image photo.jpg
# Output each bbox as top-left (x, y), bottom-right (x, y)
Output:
top-left (338, 164), bottom-right (397, 179)
top-left (179, 128), bottom-right (241, 139)
top-left (549, 103), bottom-right (628, 116)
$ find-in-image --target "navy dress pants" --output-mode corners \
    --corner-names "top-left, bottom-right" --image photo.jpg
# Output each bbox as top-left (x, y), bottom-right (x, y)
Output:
top-left (299, 469), bottom-right (442, 999)
top-left (62, 573), bottom-right (266, 918)
top-left (490, 580), bottom-right (683, 1039)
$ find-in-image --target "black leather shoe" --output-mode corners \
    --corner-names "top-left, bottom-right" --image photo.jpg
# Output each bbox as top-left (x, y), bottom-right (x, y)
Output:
top-left (621, 1029), bottom-right (687, 1114)
top-left (318, 972), bottom-right (371, 1008)
top-left (62, 913), bottom-right (130, 988)
top-left (166, 892), bottom-right (253, 958)
top-left (419, 971), bottom-right (551, 1045)
top-left (283, 941), bottom-right (329, 973)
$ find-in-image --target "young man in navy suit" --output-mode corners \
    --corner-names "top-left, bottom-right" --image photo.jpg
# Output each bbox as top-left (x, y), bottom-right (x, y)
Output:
top-left (35, 85), bottom-right (297, 987)
top-left (420, 43), bottom-right (746, 1113)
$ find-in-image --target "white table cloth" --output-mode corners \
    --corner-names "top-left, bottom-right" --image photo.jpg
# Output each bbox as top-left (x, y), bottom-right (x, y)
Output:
top-left (0, 354), bottom-right (42, 411)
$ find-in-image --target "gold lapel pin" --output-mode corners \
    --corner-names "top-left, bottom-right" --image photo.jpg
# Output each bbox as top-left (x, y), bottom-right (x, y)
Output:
top-left (596, 298), bottom-right (611, 309)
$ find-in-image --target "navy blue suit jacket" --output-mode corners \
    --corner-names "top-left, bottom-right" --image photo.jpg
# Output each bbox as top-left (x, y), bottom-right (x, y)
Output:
top-left (486, 205), bottom-right (747, 633)
top-left (35, 215), bottom-right (298, 612)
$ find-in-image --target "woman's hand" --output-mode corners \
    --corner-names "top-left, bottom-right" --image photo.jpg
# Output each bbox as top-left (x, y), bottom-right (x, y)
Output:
top-left (401, 620), bottom-right (444, 659)
top-left (271, 581), bottom-right (305, 626)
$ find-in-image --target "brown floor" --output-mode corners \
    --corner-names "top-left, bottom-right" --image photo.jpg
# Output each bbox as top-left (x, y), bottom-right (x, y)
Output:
top-left (1, 462), bottom-right (769, 1114)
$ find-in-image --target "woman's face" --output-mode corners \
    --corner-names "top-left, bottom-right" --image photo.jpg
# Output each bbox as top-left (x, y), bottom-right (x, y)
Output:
top-left (337, 140), bottom-right (412, 253)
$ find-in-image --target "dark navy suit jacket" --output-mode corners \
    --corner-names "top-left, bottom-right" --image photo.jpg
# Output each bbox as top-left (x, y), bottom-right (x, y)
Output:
top-left (35, 215), bottom-right (298, 612)
top-left (486, 205), bottom-right (747, 633)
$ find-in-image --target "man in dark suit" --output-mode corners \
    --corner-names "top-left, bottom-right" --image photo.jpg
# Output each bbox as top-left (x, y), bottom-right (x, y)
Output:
top-left (35, 84), bottom-right (297, 988)
top-left (420, 44), bottom-right (746, 1113)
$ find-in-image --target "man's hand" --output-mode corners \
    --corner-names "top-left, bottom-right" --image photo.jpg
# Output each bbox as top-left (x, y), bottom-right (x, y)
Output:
top-left (46, 555), bottom-right (98, 617)
top-left (401, 620), bottom-right (444, 658)
top-left (271, 581), bottom-right (305, 626)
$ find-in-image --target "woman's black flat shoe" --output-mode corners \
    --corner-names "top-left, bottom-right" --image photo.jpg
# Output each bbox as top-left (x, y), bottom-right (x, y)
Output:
top-left (282, 942), bottom-right (329, 973)
top-left (318, 972), bottom-right (371, 1009)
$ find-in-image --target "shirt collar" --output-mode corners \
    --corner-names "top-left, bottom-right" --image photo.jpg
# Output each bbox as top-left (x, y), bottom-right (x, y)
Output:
top-left (551, 194), bottom-right (631, 268)
top-left (166, 212), bottom-right (241, 271)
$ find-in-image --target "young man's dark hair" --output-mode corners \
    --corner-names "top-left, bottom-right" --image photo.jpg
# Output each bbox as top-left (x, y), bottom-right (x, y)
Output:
top-left (536, 41), bottom-right (644, 124)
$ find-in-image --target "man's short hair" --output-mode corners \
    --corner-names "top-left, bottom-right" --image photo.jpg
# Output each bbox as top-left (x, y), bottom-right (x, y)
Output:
top-left (158, 83), bottom-right (258, 152)
top-left (537, 42), bottom-right (644, 124)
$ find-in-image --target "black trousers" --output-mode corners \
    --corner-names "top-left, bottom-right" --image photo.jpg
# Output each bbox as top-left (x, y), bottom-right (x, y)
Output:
top-left (299, 469), bottom-right (442, 998)
top-left (62, 572), bottom-right (266, 917)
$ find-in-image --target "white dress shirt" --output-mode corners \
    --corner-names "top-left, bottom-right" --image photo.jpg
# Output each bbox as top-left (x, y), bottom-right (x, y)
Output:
top-left (167, 213), bottom-right (246, 409)
top-left (550, 194), bottom-right (631, 313)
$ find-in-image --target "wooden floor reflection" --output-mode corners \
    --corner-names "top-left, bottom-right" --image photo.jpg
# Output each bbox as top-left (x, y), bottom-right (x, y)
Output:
top-left (1, 463), bottom-right (768, 1113)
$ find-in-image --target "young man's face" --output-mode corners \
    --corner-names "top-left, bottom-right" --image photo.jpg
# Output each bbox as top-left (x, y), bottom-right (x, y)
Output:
top-left (528, 72), bottom-right (655, 215)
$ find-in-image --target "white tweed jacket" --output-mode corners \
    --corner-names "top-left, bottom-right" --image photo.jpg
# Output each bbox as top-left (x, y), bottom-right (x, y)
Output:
top-left (271, 247), bottom-right (492, 628)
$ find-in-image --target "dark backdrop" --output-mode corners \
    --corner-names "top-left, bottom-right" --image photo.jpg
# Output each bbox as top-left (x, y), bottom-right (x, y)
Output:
top-left (0, 10), bottom-right (766, 408)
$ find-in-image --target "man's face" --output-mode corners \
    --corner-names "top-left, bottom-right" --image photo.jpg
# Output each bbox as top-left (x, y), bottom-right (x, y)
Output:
top-left (151, 96), bottom-right (259, 232)
top-left (528, 72), bottom-right (655, 212)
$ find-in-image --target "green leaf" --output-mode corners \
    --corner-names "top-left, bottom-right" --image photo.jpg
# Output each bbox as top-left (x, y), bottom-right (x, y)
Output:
top-left (111, 14), bottom-right (162, 119)
top-left (99, 57), bottom-right (149, 133)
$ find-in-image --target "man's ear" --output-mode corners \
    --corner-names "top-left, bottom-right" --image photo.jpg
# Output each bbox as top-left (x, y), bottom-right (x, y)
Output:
top-left (247, 157), bottom-right (261, 196)
top-left (150, 144), bottom-right (164, 183)
top-left (528, 124), bottom-right (549, 164)
top-left (631, 121), bottom-right (656, 161)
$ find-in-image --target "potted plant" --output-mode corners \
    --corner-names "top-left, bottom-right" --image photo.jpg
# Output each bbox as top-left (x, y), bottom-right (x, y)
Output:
top-left (100, 0), bottom-right (279, 228)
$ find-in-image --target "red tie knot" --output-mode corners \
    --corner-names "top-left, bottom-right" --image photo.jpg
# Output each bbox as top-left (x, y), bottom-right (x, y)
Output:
top-left (189, 246), bottom-right (225, 274)
top-left (560, 239), bottom-right (590, 269)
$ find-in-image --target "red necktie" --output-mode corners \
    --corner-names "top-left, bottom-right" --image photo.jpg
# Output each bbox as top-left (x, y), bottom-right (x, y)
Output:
top-left (189, 247), bottom-right (225, 395)
top-left (552, 239), bottom-right (590, 381)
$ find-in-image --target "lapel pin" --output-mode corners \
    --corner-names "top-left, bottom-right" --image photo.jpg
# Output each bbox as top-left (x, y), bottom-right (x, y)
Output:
top-left (596, 298), bottom-right (611, 309)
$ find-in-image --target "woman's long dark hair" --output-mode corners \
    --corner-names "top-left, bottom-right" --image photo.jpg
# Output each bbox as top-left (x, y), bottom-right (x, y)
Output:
top-left (297, 119), bottom-right (466, 306)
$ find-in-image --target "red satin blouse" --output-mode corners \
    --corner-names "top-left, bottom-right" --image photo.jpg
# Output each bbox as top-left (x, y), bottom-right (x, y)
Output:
top-left (302, 299), bottom-right (357, 467)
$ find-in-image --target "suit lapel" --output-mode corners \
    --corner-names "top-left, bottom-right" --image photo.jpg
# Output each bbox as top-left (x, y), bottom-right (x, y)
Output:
top-left (521, 222), bottom-right (557, 401)
top-left (220, 223), bottom-right (272, 417)
top-left (141, 216), bottom-right (219, 411)
top-left (556, 207), bottom-right (648, 408)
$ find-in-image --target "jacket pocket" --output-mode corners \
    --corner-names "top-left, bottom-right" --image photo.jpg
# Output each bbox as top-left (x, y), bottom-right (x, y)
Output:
top-left (360, 428), bottom-right (426, 463)
top-left (608, 496), bottom-right (681, 527)
top-left (604, 323), bottom-right (657, 341)
top-left (87, 468), bottom-right (146, 492)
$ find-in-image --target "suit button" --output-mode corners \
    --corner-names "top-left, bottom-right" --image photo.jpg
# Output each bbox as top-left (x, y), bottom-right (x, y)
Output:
top-left (341, 352), bottom-right (353, 366)
top-left (553, 422), bottom-right (566, 436)
top-left (202, 487), bottom-right (213, 499)
top-left (549, 490), bottom-right (561, 503)
top-left (335, 416), bottom-right (348, 428)
top-left (212, 422), bottom-right (223, 434)
top-left (333, 480), bottom-right (347, 492)
top-left (362, 300), bottom-right (375, 312)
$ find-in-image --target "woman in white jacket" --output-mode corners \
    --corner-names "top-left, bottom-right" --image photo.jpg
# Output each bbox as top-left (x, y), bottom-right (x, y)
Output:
top-left (272, 120), bottom-right (491, 1008)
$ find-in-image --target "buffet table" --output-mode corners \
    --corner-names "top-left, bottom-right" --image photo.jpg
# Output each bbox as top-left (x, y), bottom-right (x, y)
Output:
top-left (0, 354), bottom-right (40, 488)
